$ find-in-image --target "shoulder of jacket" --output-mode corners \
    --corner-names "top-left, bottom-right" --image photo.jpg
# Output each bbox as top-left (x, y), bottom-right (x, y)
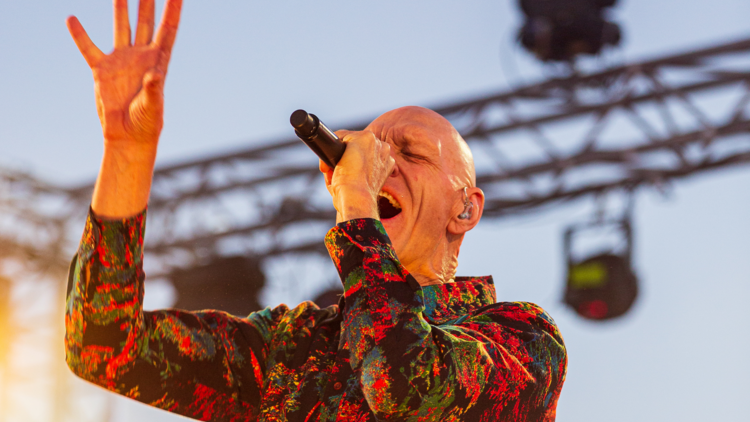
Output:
top-left (474, 301), bottom-right (563, 340)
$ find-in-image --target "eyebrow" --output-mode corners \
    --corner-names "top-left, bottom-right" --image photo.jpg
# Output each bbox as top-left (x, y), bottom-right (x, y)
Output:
top-left (396, 135), bottom-right (440, 168)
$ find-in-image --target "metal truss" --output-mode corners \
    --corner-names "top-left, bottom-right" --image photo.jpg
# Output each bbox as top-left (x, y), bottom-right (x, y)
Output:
top-left (1, 36), bottom-right (749, 276)
top-left (59, 36), bottom-right (750, 276)
top-left (446, 37), bottom-right (750, 215)
top-left (0, 169), bottom-right (76, 274)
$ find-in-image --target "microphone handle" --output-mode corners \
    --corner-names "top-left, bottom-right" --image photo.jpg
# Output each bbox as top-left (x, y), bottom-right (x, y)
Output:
top-left (290, 110), bottom-right (346, 168)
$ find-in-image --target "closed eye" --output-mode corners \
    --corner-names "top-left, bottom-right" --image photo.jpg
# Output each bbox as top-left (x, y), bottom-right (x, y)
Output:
top-left (402, 151), bottom-right (439, 169)
top-left (402, 151), bottom-right (429, 163)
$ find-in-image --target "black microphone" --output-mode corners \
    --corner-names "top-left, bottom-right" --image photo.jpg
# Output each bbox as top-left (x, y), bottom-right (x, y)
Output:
top-left (290, 109), bottom-right (346, 168)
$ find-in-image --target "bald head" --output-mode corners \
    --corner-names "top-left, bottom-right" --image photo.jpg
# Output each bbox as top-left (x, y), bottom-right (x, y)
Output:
top-left (350, 105), bottom-right (483, 285)
top-left (365, 106), bottom-right (476, 188)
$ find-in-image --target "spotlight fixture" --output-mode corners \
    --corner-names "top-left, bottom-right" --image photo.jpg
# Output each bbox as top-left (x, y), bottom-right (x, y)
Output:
top-left (517, 0), bottom-right (622, 62)
top-left (563, 217), bottom-right (638, 320)
top-left (170, 256), bottom-right (266, 316)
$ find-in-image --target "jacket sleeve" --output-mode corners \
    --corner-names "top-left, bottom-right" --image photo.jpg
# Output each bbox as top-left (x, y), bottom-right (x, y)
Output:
top-left (64, 209), bottom-right (286, 422)
top-left (325, 219), bottom-right (567, 421)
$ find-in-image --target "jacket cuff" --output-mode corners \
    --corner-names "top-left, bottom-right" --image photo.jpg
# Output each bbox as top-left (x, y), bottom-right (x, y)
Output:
top-left (324, 218), bottom-right (420, 293)
top-left (324, 219), bottom-right (391, 271)
top-left (78, 207), bottom-right (147, 270)
top-left (336, 218), bottom-right (392, 249)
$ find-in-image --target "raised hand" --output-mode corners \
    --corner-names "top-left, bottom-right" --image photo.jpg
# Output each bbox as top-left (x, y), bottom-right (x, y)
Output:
top-left (67, 0), bottom-right (183, 148)
top-left (68, 0), bottom-right (183, 219)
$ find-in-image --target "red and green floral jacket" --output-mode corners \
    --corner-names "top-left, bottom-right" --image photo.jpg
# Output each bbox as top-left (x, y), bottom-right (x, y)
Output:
top-left (65, 210), bottom-right (567, 421)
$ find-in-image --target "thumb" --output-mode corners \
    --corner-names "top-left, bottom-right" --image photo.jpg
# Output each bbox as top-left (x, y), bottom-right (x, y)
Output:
top-left (142, 68), bottom-right (165, 103)
top-left (334, 129), bottom-right (354, 139)
top-left (129, 69), bottom-right (166, 139)
top-left (319, 159), bottom-right (334, 186)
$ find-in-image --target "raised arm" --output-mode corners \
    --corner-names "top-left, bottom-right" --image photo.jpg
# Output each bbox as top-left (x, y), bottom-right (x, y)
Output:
top-left (67, 0), bottom-right (181, 218)
top-left (65, 2), bottom-right (276, 419)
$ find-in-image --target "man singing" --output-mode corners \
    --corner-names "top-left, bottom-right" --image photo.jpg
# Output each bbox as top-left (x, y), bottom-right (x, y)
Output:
top-left (64, 1), bottom-right (567, 421)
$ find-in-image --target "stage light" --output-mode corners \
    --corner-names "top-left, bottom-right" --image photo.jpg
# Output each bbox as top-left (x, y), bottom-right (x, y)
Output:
top-left (517, 0), bottom-right (621, 62)
top-left (563, 218), bottom-right (638, 320)
top-left (564, 253), bottom-right (638, 320)
top-left (170, 256), bottom-right (266, 316)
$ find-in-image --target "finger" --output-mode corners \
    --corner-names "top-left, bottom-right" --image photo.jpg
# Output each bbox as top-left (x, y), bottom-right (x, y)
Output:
top-left (334, 129), bottom-right (354, 140)
top-left (66, 16), bottom-right (105, 67)
top-left (386, 155), bottom-right (396, 177)
top-left (113, 0), bottom-right (132, 48)
top-left (319, 159), bottom-right (333, 174)
top-left (319, 159), bottom-right (334, 186)
top-left (379, 141), bottom-right (395, 179)
top-left (380, 140), bottom-right (391, 156)
top-left (134, 0), bottom-right (155, 45)
top-left (154, 0), bottom-right (183, 69)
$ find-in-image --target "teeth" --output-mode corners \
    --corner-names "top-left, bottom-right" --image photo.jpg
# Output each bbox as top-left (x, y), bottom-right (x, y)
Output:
top-left (378, 191), bottom-right (401, 209)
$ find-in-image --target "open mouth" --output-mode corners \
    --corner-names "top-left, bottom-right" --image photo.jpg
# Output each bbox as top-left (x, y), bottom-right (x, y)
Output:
top-left (377, 191), bottom-right (402, 219)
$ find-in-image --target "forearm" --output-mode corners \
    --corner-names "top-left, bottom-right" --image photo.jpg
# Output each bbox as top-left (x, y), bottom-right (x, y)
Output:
top-left (65, 209), bottom-right (147, 386)
top-left (91, 143), bottom-right (157, 219)
top-left (65, 210), bottom-right (266, 419)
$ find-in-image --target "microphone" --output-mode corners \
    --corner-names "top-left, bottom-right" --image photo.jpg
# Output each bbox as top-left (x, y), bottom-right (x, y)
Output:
top-left (290, 109), bottom-right (346, 168)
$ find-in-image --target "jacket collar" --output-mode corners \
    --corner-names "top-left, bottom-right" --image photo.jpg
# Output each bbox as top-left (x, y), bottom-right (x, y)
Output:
top-left (421, 276), bottom-right (497, 324)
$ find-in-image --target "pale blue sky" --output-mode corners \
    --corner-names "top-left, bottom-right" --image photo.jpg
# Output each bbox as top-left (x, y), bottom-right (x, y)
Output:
top-left (1, 1), bottom-right (749, 421)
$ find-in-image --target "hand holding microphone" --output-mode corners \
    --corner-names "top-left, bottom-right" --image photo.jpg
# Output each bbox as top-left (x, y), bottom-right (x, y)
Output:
top-left (290, 110), bottom-right (394, 222)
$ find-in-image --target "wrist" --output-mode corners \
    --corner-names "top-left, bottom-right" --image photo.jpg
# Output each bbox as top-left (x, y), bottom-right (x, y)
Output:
top-left (102, 140), bottom-right (158, 165)
top-left (334, 186), bottom-right (379, 221)
top-left (92, 140), bottom-right (158, 220)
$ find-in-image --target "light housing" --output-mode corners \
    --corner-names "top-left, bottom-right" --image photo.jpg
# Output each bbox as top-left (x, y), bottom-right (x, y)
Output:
top-left (170, 256), bottom-right (265, 316)
top-left (563, 218), bottom-right (638, 320)
top-left (518, 0), bottom-right (622, 62)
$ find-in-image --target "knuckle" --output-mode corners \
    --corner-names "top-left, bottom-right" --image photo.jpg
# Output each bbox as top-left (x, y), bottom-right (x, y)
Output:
top-left (360, 130), bottom-right (377, 142)
top-left (335, 129), bottom-right (352, 138)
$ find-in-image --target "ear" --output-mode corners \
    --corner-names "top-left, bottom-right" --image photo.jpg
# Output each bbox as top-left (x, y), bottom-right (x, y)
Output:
top-left (447, 187), bottom-right (484, 235)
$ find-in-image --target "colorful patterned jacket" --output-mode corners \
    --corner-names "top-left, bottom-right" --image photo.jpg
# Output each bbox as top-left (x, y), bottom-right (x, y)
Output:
top-left (65, 210), bottom-right (567, 421)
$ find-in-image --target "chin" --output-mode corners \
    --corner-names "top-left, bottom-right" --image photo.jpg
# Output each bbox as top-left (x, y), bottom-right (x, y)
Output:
top-left (380, 212), bottom-right (404, 237)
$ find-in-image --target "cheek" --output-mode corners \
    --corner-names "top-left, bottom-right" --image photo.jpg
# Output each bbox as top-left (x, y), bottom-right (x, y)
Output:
top-left (424, 190), bottom-right (451, 221)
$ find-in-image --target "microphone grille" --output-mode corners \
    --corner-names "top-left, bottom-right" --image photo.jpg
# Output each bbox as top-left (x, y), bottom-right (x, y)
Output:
top-left (290, 109), bottom-right (317, 137)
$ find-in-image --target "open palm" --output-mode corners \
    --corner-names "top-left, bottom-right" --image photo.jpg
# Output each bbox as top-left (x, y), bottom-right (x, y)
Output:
top-left (67, 0), bottom-right (182, 145)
